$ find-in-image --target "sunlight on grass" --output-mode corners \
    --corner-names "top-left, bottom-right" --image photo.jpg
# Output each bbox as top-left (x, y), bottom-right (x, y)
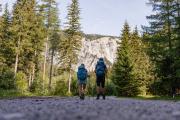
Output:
top-left (134, 95), bottom-right (180, 101)
top-left (0, 89), bottom-right (34, 99)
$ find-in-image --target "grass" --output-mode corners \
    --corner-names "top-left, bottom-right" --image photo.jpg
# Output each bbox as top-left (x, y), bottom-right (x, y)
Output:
top-left (0, 89), bottom-right (34, 99)
top-left (1, 89), bottom-right (180, 101)
top-left (125, 95), bottom-right (180, 101)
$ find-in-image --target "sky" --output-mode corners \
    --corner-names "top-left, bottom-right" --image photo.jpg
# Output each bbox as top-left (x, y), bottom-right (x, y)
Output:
top-left (0, 0), bottom-right (152, 36)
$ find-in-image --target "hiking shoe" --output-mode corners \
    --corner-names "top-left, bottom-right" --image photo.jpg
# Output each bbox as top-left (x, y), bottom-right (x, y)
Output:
top-left (82, 94), bottom-right (85, 100)
top-left (96, 94), bottom-right (100, 100)
top-left (103, 94), bottom-right (106, 100)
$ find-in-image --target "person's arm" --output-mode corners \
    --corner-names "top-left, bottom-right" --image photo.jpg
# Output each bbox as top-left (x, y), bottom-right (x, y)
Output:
top-left (77, 72), bottom-right (79, 80)
top-left (86, 69), bottom-right (89, 77)
top-left (105, 65), bottom-right (108, 77)
top-left (94, 65), bottom-right (97, 73)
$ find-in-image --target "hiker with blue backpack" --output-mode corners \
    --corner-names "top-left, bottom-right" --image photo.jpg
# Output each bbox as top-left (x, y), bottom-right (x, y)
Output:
top-left (77, 64), bottom-right (88, 100)
top-left (95, 58), bottom-right (107, 100)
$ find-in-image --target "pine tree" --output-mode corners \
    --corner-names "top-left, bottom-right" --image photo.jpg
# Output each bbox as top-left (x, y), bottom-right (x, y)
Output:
top-left (27, 5), bottom-right (46, 91)
top-left (11, 0), bottom-right (29, 76)
top-left (0, 4), bottom-right (15, 89)
top-left (62, 0), bottom-right (81, 93)
top-left (131, 27), bottom-right (155, 95)
top-left (24, 0), bottom-right (46, 88)
top-left (48, 5), bottom-right (61, 90)
top-left (174, 0), bottom-right (180, 89)
top-left (41, 0), bottom-right (61, 90)
top-left (11, 0), bottom-right (46, 89)
top-left (0, 4), bottom-right (14, 68)
top-left (112, 22), bottom-right (139, 97)
top-left (61, 0), bottom-right (82, 93)
top-left (144, 0), bottom-right (178, 95)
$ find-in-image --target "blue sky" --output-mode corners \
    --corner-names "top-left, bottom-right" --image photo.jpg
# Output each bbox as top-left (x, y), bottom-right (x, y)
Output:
top-left (1, 0), bottom-right (152, 36)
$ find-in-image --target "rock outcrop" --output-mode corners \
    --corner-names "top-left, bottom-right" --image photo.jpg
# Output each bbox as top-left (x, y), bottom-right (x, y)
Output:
top-left (77, 35), bottom-right (119, 71)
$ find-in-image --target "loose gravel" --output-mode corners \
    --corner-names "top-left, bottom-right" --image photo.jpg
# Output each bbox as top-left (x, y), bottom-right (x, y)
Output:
top-left (0, 97), bottom-right (180, 120)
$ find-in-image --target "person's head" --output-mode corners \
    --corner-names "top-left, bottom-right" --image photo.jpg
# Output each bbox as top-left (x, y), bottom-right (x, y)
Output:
top-left (80, 64), bottom-right (85, 67)
top-left (99, 57), bottom-right (104, 62)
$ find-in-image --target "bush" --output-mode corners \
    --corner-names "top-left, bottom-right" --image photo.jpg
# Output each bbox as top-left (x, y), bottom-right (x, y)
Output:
top-left (105, 80), bottom-right (117, 96)
top-left (149, 79), bottom-right (172, 96)
top-left (86, 77), bottom-right (96, 96)
top-left (71, 78), bottom-right (78, 96)
top-left (53, 80), bottom-right (68, 96)
top-left (0, 67), bottom-right (15, 90)
top-left (15, 72), bottom-right (28, 93)
top-left (30, 73), bottom-right (44, 95)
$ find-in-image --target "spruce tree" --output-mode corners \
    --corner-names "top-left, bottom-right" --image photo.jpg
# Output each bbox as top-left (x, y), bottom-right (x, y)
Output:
top-left (174, 0), bottom-right (180, 89)
top-left (41, 0), bottom-right (61, 90)
top-left (11, 0), bottom-right (46, 88)
top-left (11, 0), bottom-right (29, 76)
top-left (112, 22), bottom-right (139, 97)
top-left (48, 5), bottom-right (61, 90)
top-left (0, 4), bottom-right (15, 89)
top-left (144, 0), bottom-right (178, 95)
top-left (61, 0), bottom-right (82, 93)
top-left (24, 0), bottom-right (46, 88)
top-left (0, 4), bottom-right (13, 68)
top-left (131, 27), bottom-right (154, 95)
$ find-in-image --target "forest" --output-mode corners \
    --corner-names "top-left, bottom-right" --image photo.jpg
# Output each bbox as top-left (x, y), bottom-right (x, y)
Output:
top-left (0, 0), bottom-right (179, 98)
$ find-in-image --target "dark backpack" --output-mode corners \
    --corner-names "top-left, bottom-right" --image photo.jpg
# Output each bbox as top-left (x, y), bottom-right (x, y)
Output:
top-left (96, 61), bottom-right (106, 77)
top-left (77, 67), bottom-right (87, 81)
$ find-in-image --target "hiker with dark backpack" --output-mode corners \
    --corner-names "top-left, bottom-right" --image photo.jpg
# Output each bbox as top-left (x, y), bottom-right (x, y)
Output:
top-left (95, 58), bottom-right (107, 100)
top-left (77, 64), bottom-right (88, 100)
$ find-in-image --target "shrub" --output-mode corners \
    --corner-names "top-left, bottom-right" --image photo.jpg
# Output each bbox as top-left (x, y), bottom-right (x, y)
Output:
top-left (53, 80), bottom-right (68, 96)
top-left (15, 72), bottom-right (28, 93)
top-left (30, 73), bottom-right (44, 95)
top-left (105, 80), bottom-right (117, 96)
top-left (0, 67), bottom-right (15, 90)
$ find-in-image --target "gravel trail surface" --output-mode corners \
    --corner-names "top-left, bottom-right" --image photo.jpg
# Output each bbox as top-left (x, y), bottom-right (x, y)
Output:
top-left (0, 97), bottom-right (180, 120)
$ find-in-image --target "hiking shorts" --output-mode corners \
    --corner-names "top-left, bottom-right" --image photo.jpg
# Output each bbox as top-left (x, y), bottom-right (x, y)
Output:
top-left (78, 79), bottom-right (87, 85)
top-left (96, 75), bottom-right (105, 88)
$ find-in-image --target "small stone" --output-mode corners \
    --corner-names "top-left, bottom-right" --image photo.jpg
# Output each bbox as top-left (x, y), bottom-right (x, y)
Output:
top-left (172, 111), bottom-right (180, 117)
top-left (3, 113), bottom-right (24, 120)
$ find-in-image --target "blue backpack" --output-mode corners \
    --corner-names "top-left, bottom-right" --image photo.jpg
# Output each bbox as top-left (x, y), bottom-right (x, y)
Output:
top-left (77, 67), bottom-right (87, 81)
top-left (96, 61), bottom-right (106, 77)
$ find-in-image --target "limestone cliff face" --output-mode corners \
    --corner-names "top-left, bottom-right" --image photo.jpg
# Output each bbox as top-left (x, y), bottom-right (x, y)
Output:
top-left (77, 36), bottom-right (119, 72)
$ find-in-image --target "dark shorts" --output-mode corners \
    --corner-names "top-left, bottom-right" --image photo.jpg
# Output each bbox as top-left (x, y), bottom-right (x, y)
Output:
top-left (96, 75), bottom-right (105, 88)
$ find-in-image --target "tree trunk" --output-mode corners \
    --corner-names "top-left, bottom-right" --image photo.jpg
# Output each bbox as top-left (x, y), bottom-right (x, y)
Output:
top-left (68, 68), bottom-right (72, 94)
top-left (31, 50), bottom-right (37, 85)
top-left (14, 53), bottom-right (19, 76)
top-left (14, 39), bottom-right (20, 77)
top-left (49, 49), bottom-right (54, 90)
top-left (31, 64), bottom-right (35, 85)
top-left (43, 38), bottom-right (48, 90)
top-left (29, 73), bottom-right (32, 88)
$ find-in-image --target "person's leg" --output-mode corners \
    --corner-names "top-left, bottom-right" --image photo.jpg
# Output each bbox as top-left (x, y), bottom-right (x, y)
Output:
top-left (101, 76), bottom-right (106, 99)
top-left (82, 84), bottom-right (86, 93)
top-left (79, 84), bottom-right (81, 96)
top-left (96, 77), bottom-right (101, 99)
top-left (79, 84), bottom-right (83, 99)
top-left (82, 84), bottom-right (86, 100)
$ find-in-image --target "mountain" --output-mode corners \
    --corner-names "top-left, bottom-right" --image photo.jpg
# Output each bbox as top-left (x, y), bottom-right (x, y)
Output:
top-left (77, 34), bottom-right (119, 72)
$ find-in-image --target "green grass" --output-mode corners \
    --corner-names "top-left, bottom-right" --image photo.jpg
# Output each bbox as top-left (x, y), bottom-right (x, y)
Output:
top-left (0, 89), bottom-right (34, 99)
top-left (1, 89), bottom-right (180, 101)
top-left (124, 95), bottom-right (180, 101)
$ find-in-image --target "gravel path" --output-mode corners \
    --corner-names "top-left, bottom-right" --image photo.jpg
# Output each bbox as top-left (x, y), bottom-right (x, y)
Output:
top-left (0, 97), bottom-right (180, 120)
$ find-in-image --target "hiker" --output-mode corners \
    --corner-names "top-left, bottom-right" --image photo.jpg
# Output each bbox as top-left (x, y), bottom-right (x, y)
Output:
top-left (95, 58), bottom-right (107, 100)
top-left (77, 64), bottom-right (88, 100)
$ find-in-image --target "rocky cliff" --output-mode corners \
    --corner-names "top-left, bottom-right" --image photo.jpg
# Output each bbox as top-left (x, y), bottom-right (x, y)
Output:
top-left (77, 35), bottom-right (119, 71)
